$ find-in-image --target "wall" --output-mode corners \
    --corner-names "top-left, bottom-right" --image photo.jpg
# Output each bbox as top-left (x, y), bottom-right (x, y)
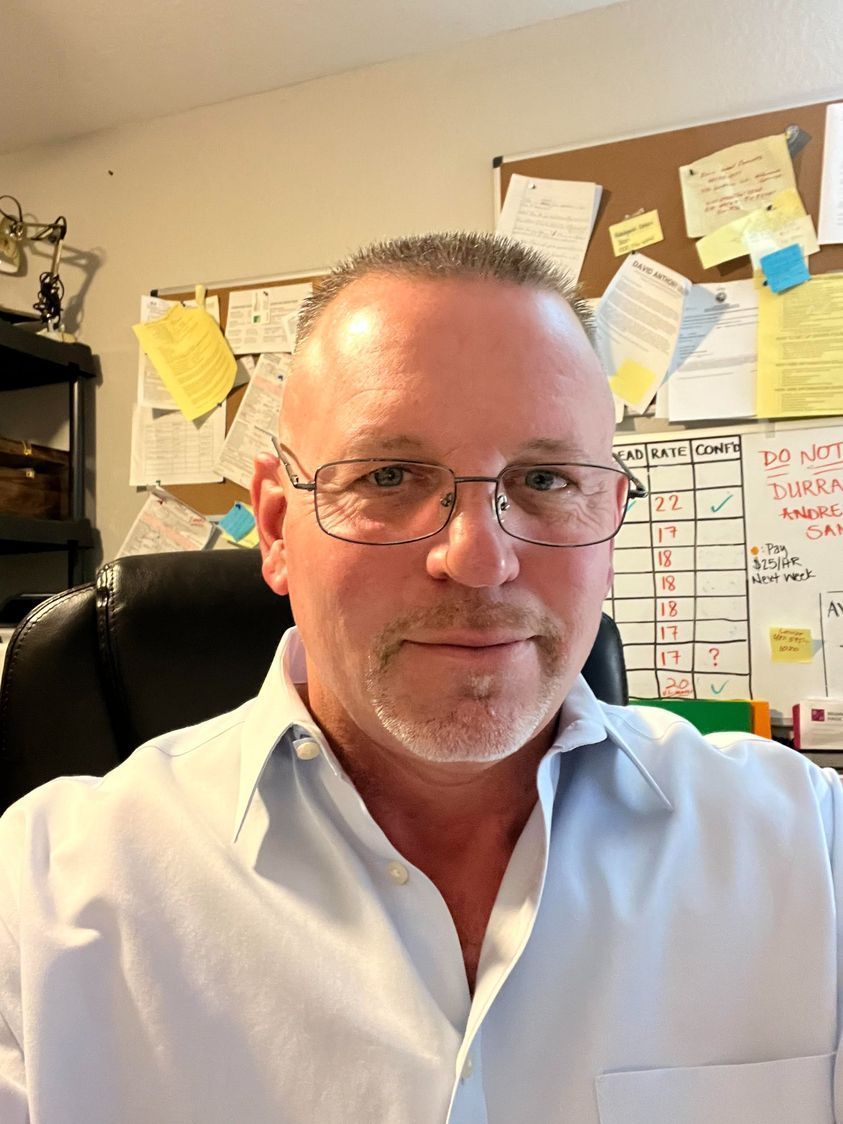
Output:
top-left (0, 0), bottom-right (839, 594)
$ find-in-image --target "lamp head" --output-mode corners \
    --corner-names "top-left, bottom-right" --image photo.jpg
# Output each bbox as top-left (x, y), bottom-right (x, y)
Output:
top-left (0, 215), bottom-right (21, 274)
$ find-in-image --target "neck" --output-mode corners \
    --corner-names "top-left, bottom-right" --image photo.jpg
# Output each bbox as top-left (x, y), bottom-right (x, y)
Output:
top-left (300, 682), bottom-right (555, 869)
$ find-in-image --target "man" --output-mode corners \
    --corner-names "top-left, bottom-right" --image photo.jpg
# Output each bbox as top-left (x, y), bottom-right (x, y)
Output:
top-left (0, 232), bottom-right (840, 1122)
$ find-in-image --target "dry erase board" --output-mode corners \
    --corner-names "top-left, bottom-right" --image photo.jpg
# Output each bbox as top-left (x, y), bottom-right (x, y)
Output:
top-left (610, 418), bottom-right (843, 722)
top-left (495, 100), bottom-right (842, 298)
top-left (151, 272), bottom-right (326, 516)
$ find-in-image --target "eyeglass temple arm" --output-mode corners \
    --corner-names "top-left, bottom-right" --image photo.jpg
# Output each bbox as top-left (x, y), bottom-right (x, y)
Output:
top-left (613, 452), bottom-right (648, 498)
top-left (268, 433), bottom-right (316, 492)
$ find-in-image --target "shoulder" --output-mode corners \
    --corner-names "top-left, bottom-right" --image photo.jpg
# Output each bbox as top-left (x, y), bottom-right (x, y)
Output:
top-left (0, 700), bottom-right (252, 879)
top-left (599, 700), bottom-right (840, 837)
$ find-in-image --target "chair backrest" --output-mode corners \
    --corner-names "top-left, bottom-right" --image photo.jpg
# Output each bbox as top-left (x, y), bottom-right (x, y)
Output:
top-left (0, 550), bottom-right (627, 812)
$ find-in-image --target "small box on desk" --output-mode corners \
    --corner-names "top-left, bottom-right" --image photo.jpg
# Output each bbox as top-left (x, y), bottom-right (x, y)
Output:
top-left (793, 699), bottom-right (843, 752)
top-left (0, 436), bottom-right (69, 519)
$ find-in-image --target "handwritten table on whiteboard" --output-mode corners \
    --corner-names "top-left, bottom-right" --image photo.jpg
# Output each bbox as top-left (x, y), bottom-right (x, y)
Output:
top-left (610, 419), bottom-right (843, 723)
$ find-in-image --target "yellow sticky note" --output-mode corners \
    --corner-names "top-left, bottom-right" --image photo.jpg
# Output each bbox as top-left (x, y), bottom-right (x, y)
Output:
top-left (609, 359), bottom-right (656, 410)
top-left (769, 627), bottom-right (813, 663)
top-left (609, 210), bottom-right (664, 257)
top-left (133, 303), bottom-right (236, 421)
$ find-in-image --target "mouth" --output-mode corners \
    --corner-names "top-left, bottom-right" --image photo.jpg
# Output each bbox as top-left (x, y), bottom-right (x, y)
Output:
top-left (400, 635), bottom-right (535, 665)
top-left (405, 632), bottom-right (534, 649)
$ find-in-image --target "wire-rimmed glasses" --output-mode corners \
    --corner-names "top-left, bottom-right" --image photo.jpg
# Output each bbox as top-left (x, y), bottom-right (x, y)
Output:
top-left (271, 437), bottom-right (647, 548)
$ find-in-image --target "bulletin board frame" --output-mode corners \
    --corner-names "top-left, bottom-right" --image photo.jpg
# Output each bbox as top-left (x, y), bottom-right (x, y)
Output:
top-left (494, 99), bottom-right (842, 298)
top-left (149, 269), bottom-right (327, 516)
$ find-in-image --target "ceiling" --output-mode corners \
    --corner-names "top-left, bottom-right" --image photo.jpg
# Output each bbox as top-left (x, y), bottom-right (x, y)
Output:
top-left (3, 0), bottom-right (619, 155)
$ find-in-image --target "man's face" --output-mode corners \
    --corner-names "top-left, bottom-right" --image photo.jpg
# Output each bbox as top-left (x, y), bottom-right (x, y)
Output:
top-left (256, 274), bottom-right (622, 764)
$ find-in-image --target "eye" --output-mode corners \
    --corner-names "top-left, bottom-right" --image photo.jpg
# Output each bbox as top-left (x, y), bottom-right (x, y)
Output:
top-left (368, 464), bottom-right (407, 488)
top-left (522, 467), bottom-right (572, 492)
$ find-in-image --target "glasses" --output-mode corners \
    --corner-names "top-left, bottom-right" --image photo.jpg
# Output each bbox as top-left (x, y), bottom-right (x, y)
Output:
top-left (271, 438), bottom-right (647, 548)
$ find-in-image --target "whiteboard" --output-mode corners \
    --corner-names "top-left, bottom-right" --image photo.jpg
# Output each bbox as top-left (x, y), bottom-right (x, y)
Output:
top-left (610, 419), bottom-right (843, 722)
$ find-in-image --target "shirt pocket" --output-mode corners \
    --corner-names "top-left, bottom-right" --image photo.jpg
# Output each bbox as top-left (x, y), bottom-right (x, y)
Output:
top-left (595, 1053), bottom-right (835, 1124)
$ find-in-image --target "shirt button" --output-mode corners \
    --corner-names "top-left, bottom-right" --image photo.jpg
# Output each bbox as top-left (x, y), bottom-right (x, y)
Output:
top-left (387, 861), bottom-right (409, 885)
top-left (461, 1055), bottom-right (474, 1080)
top-left (294, 739), bottom-right (320, 760)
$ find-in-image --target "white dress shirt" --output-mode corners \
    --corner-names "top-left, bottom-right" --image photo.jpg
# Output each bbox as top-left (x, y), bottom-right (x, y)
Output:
top-left (0, 626), bottom-right (841, 1123)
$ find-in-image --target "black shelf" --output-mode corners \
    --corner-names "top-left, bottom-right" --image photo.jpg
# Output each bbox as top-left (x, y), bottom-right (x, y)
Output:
top-left (0, 321), bottom-right (95, 391)
top-left (0, 323), bottom-right (96, 585)
top-left (0, 515), bottom-right (93, 552)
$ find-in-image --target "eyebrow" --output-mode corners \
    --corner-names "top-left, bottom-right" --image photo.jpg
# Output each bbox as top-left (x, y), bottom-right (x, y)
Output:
top-left (337, 434), bottom-right (599, 461)
top-left (515, 438), bottom-right (597, 461)
top-left (341, 432), bottom-right (428, 456)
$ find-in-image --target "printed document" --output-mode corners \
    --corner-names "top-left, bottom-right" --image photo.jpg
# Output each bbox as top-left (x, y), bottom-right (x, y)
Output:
top-left (224, 284), bottom-right (313, 355)
top-left (819, 102), bottom-right (843, 243)
top-left (497, 174), bottom-right (601, 283)
top-left (214, 353), bottom-right (291, 489)
top-left (133, 304), bottom-right (236, 420)
top-left (756, 273), bottom-right (843, 418)
top-left (136, 295), bottom-right (221, 409)
top-left (117, 488), bottom-right (215, 557)
top-left (667, 281), bottom-right (758, 421)
top-left (130, 404), bottom-right (226, 486)
top-left (595, 254), bottom-right (689, 414)
top-left (679, 134), bottom-right (796, 238)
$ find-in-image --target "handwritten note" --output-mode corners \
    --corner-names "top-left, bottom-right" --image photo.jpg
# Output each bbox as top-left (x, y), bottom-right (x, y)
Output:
top-left (497, 173), bottom-right (602, 283)
top-left (680, 134), bottom-right (797, 238)
top-left (770, 627), bottom-right (814, 663)
top-left (219, 501), bottom-right (257, 543)
top-left (760, 244), bottom-right (810, 294)
top-left (609, 210), bottom-right (664, 257)
top-left (696, 187), bottom-right (819, 270)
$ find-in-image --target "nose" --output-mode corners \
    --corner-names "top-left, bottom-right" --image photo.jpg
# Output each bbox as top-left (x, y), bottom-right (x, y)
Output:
top-left (425, 481), bottom-right (520, 587)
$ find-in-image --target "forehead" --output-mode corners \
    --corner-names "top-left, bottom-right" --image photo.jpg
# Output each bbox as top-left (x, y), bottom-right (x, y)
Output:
top-left (287, 274), bottom-right (610, 458)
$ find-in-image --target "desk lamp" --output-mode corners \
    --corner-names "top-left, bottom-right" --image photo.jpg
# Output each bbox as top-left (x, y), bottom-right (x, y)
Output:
top-left (0, 195), bottom-right (67, 330)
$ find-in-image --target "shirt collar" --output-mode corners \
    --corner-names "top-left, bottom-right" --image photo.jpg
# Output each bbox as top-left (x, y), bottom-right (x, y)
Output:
top-left (232, 626), bottom-right (672, 843)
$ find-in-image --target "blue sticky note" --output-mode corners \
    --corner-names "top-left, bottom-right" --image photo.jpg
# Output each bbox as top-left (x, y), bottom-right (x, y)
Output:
top-left (219, 502), bottom-right (256, 542)
top-left (760, 244), bottom-right (810, 294)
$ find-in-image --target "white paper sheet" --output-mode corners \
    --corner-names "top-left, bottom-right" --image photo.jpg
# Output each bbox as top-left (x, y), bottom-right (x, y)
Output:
top-left (667, 281), bottom-right (758, 422)
top-left (130, 404), bottom-right (226, 486)
top-left (116, 487), bottom-right (216, 557)
top-left (595, 254), bottom-right (689, 414)
top-left (224, 284), bottom-right (313, 355)
top-left (819, 103), bottom-right (843, 244)
top-left (136, 294), bottom-right (222, 409)
top-left (496, 173), bottom-right (601, 283)
top-left (214, 354), bottom-right (291, 488)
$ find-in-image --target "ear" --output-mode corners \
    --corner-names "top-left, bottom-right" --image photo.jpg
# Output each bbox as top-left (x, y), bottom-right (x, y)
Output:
top-left (251, 453), bottom-right (290, 596)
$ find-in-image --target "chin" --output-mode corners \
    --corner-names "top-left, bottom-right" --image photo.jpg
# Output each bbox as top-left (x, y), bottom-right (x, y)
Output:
top-left (371, 689), bottom-right (558, 764)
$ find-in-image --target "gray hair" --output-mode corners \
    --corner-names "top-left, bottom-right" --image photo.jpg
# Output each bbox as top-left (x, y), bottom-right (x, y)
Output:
top-left (296, 231), bottom-right (593, 346)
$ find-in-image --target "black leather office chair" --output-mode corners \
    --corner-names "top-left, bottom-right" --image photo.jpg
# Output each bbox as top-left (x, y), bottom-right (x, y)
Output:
top-left (0, 550), bottom-right (627, 813)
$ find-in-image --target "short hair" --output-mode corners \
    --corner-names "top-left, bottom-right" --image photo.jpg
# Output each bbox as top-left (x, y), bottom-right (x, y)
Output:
top-left (295, 231), bottom-right (593, 346)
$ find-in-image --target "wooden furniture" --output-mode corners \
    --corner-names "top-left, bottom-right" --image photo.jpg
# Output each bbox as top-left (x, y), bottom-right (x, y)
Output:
top-left (0, 319), bottom-right (95, 588)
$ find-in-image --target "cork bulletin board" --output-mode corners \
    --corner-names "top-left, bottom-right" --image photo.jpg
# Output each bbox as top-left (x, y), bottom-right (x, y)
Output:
top-left (494, 100), bottom-right (842, 298)
top-left (150, 271), bottom-right (326, 516)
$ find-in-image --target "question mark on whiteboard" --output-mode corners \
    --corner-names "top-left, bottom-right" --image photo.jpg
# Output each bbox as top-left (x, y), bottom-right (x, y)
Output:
top-left (708, 647), bottom-right (721, 667)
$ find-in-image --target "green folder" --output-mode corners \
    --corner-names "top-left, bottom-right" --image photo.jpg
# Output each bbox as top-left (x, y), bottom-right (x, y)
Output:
top-left (629, 698), bottom-right (754, 736)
